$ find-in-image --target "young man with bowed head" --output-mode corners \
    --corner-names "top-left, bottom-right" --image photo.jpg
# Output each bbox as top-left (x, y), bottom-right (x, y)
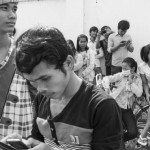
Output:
top-left (0, 0), bottom-right (35, 140)
top-left (108, 20), bottom-right (134, 75)
top-left (3, 26), bottom-right (123, 150)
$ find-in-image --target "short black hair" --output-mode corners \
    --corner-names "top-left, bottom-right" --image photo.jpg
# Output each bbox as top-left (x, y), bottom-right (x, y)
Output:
top-left (101, 26), bottom-right (111, 35)
top-left (89, 26), bottom-right (98, 34)
top-left (16, 26), bottom-right (73, 74)
top-left (122, 57), bottom-right (137, 73)
top-left (140, 44), bottom-right (150, 63)
top-left (76, 34), bottom-right (89, 53)
top-left (118, 20), bottom-right (130, 30)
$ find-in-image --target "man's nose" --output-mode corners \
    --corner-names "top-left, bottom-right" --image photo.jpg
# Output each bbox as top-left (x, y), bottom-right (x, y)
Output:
top-left (8, 10), bottom-right (16, 20)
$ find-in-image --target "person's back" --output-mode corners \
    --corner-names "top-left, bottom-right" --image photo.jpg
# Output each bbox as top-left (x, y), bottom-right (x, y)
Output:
top-left (0, 0), bottom-right (34, 139)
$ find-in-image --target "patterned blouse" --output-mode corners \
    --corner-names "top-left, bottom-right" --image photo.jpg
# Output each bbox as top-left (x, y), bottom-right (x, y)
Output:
top-left (76, 49), bottom-right (95, 82)
top-left (102, 72), bottom-right (143, 109)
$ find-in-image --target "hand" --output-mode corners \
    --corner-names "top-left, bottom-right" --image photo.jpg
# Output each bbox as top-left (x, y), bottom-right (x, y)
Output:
top-left (1, 133), bottom-right (22, 144)
top-left (119, 41), bottom-right (127, 47)
top-left (28, 142), bottom-right (53, 150)
top-left (26, 138), bottom-right (42, 148)
top-left (126, 40), bottom-right (131, 45)
top-left (128, 73), bottom-right (135, 84)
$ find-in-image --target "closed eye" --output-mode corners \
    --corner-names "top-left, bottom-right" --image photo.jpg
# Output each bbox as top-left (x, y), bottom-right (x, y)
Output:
top-left (41, 77), bottom-right (50, 81)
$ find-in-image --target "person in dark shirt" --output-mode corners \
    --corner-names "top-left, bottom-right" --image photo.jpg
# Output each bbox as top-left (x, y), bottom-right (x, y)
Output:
top-left (2, 26), bottom-right (123, 150)
top-left (96, 26), bottom-right (113, 75)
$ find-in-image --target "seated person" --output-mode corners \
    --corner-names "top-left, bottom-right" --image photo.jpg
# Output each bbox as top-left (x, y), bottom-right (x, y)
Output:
top-left (102, 57), bottom-right (142, 142)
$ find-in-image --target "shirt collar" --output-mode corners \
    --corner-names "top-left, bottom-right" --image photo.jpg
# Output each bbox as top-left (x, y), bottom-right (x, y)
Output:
top-left (88, 37), bottom-right (96, 43)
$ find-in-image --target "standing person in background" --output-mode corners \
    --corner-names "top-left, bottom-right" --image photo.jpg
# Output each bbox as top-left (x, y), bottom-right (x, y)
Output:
top-left (88, 26), bottom-right (98, 51)
top-left (67, 39), bottom-right (84, 74)
top-left (136, 44), bottom-right (150, 148)
top-left (96, 26), bottom-right (113, 75)
top-left (76, 34), bottom-right (95, 83)
top-left (0, 0), bottom-right (34, 140)
top-left (88, 26), bottom-right (103, 84)
top-left (108, 20), bottom-right (134, 75)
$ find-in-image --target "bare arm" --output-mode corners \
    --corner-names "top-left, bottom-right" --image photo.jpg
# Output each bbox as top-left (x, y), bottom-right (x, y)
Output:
top-left (95, 48), bottom-right (104, 59)
top-left (96, 31), bottom-right (101, 49)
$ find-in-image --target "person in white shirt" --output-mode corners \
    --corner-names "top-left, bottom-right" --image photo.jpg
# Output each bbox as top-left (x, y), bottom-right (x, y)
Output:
top-left (88, 26), bottom-right (103, 84)
top-left (102, 57), bottom-right (142, 142)
top-left (66, 39), bottom-right (84, 74)
top-left (76, 34), bottom-right (95, 83)
top-left (108, 20), bottom-right (134, 75)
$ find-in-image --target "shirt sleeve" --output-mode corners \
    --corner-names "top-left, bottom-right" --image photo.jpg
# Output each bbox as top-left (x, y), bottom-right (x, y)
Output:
top-left (27, 95), bottom-right (44, 142)
top-left (82, 50), bottom-right (95, 77)
top-left (128, 35), bottom-right (132, 43)
top-left (74, 53), bottom-right (84, 71)
top-left (107, 34), bottom-right (114, 53)
top-left (91, 99), bottom-right (123, 150)
top-left (102, 73), bottom-right (122, 89)
top-left (130, 76), bottom-right (143, 97)
top-left (138, 63), bottom-right (144, 74)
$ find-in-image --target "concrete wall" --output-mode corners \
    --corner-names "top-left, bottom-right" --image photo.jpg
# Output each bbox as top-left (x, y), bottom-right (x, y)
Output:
top-left (16, 0), bottom-right (84, 44)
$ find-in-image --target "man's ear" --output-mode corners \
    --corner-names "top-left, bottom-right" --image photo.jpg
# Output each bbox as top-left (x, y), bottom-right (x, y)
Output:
top-left (63, 55), bottom-right (74, 70)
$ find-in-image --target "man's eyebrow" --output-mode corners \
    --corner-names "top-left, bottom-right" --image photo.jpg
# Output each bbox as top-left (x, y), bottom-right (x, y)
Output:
top-left (0, 3), bottom-right (8, 6)
top-left (27, 75), bottom-right (48, 82)
top-left (0, 3), bottom-right (18, 7)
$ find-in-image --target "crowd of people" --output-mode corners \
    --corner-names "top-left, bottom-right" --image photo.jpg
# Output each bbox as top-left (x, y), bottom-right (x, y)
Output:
top-left (1, 0), bottom-right (150, 150)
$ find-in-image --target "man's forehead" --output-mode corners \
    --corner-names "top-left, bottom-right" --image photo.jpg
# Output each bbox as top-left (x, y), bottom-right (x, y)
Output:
top-left (0, 0), bottom-right (18, 5)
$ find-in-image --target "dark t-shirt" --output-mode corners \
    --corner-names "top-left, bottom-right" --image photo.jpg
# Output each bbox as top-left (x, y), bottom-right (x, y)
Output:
top-left (29, 81), bottom-right (123, 150)
top-left (100, 40), bottom-right (112, 67)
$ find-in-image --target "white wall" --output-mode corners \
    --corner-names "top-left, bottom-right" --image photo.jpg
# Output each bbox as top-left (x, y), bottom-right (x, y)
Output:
top-left (16, 0), bottom-right (84, 44)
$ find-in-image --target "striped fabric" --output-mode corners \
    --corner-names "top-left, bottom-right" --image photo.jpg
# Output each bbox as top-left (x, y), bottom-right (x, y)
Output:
top-left (0, 39), bottom-right (33, 140)
top-left (44, 137), bottom-right (91, 150)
